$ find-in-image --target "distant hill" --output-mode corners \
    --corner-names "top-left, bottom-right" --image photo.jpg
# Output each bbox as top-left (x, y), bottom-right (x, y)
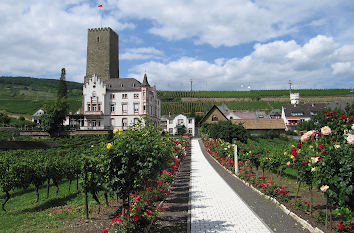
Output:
top-left (0, 76), bottom-right (83, 116)
top-left (0, 76), bottom-right (353, 116)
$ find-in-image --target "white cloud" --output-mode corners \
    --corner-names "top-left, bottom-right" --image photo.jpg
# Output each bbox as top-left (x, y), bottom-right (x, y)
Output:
top-left (120, 47), bottom-right (164, 60)
top-left (0, 0), bottom-right (133, 82)
top-left (116, 0), bottom-right (348, 47)
top-left (331, 62), bottom-right (354, 75)
top-left (129, 35), bottom-right (354, 90)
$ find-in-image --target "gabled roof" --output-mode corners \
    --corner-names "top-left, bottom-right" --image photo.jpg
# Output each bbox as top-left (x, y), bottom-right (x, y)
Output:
top-left (32, 109), bottom-right (44, 117)
top-left (326, 101), bottom-right (353, 111)
top-left (231, 119), bottom-right (285, 130)
top-left (105, 78), bottom-right (142, 91)
top-left (232, 111), bottom-right (257, 119)
top-left (161, 114), bottom-right (193, 121)
top-left (218, 103), bottom-right (231, 115)
top-left (283, 103), bottom-right (327, 118)
top-left (200, 105), bottom-right (228, 124)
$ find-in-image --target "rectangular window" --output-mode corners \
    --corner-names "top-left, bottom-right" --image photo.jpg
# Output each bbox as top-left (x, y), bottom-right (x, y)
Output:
top-left (134, 93), bottom-right (139, 99)
top-left (92, 120), bottom-right (97, 127)
top-left (169, 120), bottom-right (173, 124)
top-left (110, 94), bottom-right (115, 99)
top-left (178, 119), bottom-right (184, 125)
top-left (98, 121), bottom-right (101, 127)
top-left (111, 104), bottom-right (115, 113)
top-left (143, 105), bottom-right (146, 111)
top-left (87, 103), bottom-right (91, 111)
top-left (98, 104), bottom-right (101, 111)
top-left (122, 118), bottom-right (128, 129)
top-left (122, 93), bottom-right (128, 99)
top-left (134, 118), bottom-right (139, 125)
top-left (92, 104), bottom-right (97, 111)
top-left (169, 128), bottom-right (173, 135)
top-left (188, 128), bottom-right (193, 134)
top-left (122, 104), bottom-right (128, 113)
top-left (188, 119), bottom-right (192, 124)
top-left (134, 103), bottom-right (139, 113)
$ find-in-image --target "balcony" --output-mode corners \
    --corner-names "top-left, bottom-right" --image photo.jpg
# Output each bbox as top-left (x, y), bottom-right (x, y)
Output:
top-left (84, 111), bottom-right (103, 116)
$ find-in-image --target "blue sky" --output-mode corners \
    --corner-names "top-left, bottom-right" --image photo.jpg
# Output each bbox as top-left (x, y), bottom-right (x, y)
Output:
top-left (0, 0), bottom-right (353, 90)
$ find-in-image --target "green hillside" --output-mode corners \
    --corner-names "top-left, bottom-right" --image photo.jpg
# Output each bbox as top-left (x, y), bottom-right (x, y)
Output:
top-left (157, 89), bottom-right (353, 101)
top-left (0, 76), bottom-right (353, 117)
top-left (0, 76), bottom-right (82, 116)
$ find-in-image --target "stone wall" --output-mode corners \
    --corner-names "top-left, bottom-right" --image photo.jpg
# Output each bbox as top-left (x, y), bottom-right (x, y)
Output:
top-left (85, 27), bottom-right (119, 83)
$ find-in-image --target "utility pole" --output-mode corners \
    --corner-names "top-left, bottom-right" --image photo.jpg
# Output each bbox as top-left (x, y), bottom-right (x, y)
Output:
top-left (289, 80), bottom-right (292, 94)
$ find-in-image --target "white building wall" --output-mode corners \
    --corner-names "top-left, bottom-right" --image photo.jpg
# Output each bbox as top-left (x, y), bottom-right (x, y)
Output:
top-left (81, 75), bottom-right (159, 130)
top-left (163, 114), bottom-right (195, 136)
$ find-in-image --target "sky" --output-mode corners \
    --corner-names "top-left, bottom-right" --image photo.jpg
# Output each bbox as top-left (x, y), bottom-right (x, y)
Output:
top-left (0, 0), bottom-right (354, 91)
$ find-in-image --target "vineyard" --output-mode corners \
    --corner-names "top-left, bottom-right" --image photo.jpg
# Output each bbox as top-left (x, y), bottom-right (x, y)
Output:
top-left (0, 128), bottom-right (190, 232)
top-left (161, 101), bottom-right (289, 115)
top-left (158, 89), bottom-right (353, 100)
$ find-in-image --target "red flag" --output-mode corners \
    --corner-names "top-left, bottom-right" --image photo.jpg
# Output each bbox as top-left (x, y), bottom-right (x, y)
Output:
top-left (98, 4), bottom-right (103, 7)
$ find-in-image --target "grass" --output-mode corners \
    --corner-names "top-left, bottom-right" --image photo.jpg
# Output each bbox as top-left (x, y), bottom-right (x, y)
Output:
top-left (0, 179), bottom-right (100, 233)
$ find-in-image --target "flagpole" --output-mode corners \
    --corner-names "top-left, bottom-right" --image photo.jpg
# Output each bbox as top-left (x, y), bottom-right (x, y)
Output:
top-left (97, 3), bottom-right (103, 28)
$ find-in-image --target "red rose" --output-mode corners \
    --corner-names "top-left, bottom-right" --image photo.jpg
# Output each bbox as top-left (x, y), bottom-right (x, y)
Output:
top-left (132, 215), bottom-right (140, 221)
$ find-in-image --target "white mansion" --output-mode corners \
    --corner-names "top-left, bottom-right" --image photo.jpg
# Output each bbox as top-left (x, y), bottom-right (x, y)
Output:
top-left (81, 73), bottom-right (160, 130)
top-left (78, 27), bottom-right (160, 130)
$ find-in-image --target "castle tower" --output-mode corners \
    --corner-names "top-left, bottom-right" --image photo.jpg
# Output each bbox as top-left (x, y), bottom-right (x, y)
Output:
top-left (84, 27), bottom-right (119, 83)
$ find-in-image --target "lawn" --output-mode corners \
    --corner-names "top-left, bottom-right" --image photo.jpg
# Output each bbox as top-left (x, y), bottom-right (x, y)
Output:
top-left (0, 179), bottom-right (99, 233)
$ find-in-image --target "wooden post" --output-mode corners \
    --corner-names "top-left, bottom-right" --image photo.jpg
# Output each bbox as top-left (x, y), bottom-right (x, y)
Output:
top-left (84, 159), bottom-right (89, 219)
top-left (234, 144), bottom-right (239, 174)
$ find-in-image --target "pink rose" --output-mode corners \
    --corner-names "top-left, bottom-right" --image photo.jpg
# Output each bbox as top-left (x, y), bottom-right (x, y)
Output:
top-left (320, 185), bottom-right (329, 192)
top-left (321, 126), bottom-right (331, 135)
top-left (347, 134), bottom-right (354, 145)
top-left (301, 131), bottom-right (314, 143)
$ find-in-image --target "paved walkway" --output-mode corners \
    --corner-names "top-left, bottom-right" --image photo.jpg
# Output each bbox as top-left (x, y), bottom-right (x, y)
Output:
top-left (190, 139), bottom-right (272, 233)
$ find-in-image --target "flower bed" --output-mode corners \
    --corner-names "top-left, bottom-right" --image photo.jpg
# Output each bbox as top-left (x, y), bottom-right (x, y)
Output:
top-left (101, 135), bottom-right (190, 233)
top-left (201, 110), bottom-right (353, 232)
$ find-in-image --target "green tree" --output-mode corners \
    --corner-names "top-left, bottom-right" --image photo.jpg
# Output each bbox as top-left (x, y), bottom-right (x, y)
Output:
top-left (57, 68), bottom-right (68, 99)
top-left (177, 124), bottom-right (187, 136)
top-left (41, 68), bottom-right (69, 136)
top-left (0, 112), bottom-right (10, 126)
top-left (41, 98), bottom-right (68, 136)
top-left (201, 120), bottom-right (249, 143)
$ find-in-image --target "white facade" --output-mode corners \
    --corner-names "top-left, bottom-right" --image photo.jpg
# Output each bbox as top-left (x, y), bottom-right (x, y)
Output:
top-left (290, 93), bottom-right (300, 105)
top-left (81, 74), bottom-right (161, 130)
top-left (32, 109), bottom-right (44, 124)
top-left (161, 114), bottom-right (195, 136)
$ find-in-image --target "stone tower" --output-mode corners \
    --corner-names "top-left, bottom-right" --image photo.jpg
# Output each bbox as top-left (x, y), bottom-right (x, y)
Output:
top-left (85, 27), bottom-right (119, 83)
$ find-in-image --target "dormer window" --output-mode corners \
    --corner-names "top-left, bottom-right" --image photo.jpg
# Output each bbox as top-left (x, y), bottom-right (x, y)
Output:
top-left (133, 83), bottom-right (136, 87)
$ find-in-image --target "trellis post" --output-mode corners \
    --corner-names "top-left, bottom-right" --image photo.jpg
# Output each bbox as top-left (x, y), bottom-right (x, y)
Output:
top-left (234, 144), bottom-right (239, 174)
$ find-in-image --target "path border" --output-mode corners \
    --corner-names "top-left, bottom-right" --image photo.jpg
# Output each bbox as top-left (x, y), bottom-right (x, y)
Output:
top-left (198, 138), bottom-right (324, 233)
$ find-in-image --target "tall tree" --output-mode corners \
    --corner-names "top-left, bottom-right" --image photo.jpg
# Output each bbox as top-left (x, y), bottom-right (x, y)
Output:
top-left (41, 68), bottom-right (68, 136)
top-left (57, 68), bottom-right (68, 99)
